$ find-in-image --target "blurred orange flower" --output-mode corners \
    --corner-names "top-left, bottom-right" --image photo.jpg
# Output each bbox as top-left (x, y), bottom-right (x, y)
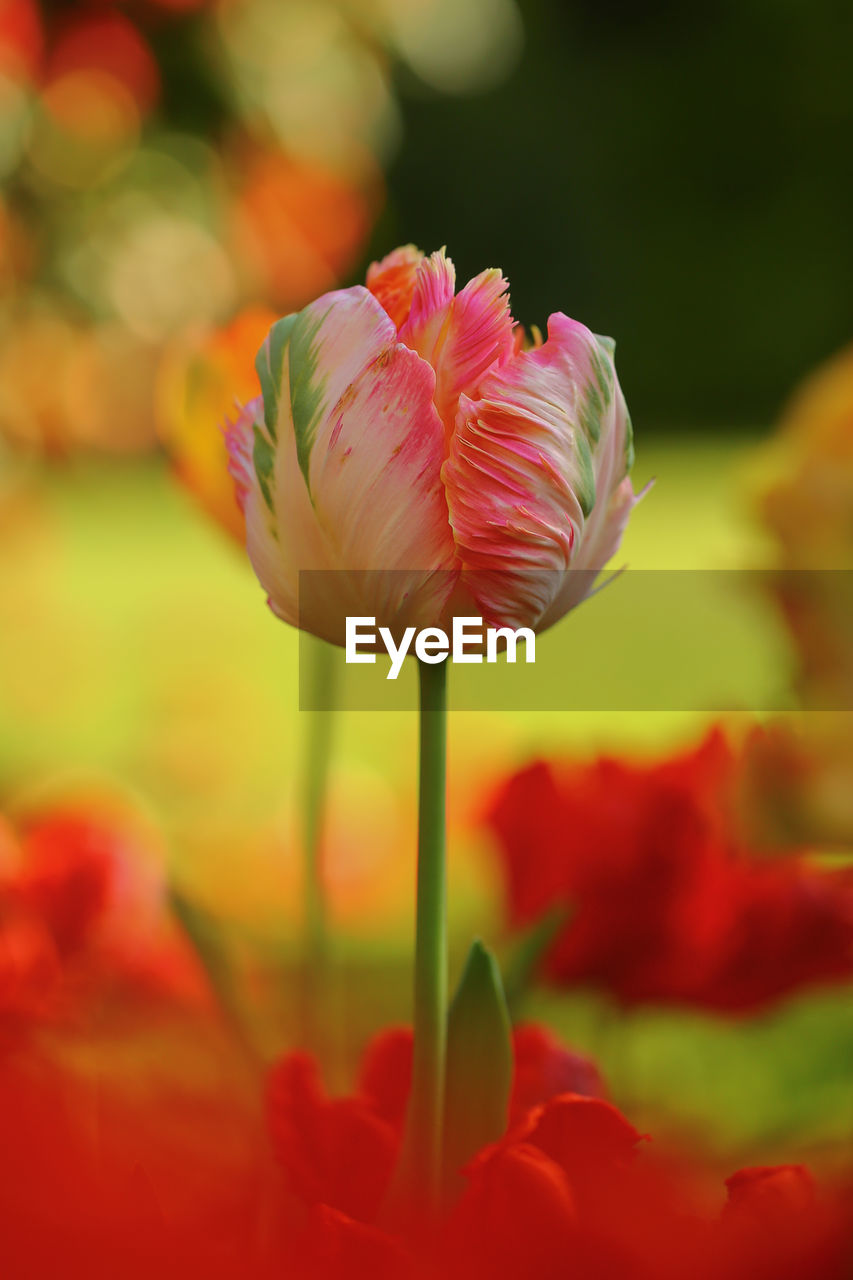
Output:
top-left (0, 309), bottom-right (160, 455)
top-left (229, 149), bottom-right (378, 311)
top-left (156, 305), bottom-right (275, 540)
top-left (0, 6), bottom-right (380, 460)
top-left (750, 342), bottom-right (853, 844)
top-left (759, 342), bottom-right (853, 571)
top-left (756, 343), bottom-right (853, 706)
top-left (759, 343), bottom-right (853, 706)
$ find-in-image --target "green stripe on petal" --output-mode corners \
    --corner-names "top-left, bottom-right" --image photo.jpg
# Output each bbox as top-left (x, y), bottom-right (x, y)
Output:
top-left (624, 407), bottom-right (635, 472)
top-left (591, 337), bottom-right (614, 410)
top-left (256, 314), bottom-right (297, 441)
top-left (288, 305), bottom-right (334, 488)
top-left (573, 427), bottom-right (596, 517)
top-left (583, 382), bottom-right (604, 442)
top-left (259, 288), bottom-right (401, 503)
top-left (592, 334), bottom-right (633, 474)
top-left (578, 338), bottom-right (619, 447)
top-left (252, 423), bottom-right (276, 513)
top-left (578, 403), bottom-right (598, 447)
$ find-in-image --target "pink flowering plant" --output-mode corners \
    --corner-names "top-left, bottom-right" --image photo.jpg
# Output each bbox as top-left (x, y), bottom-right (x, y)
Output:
top-left (225, 243), bottom-right (639, 1207)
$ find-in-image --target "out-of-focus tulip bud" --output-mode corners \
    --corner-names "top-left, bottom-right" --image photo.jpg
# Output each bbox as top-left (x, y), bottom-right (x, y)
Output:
top-left (750, 342), bottom-right (853, 846)
top-left (157, 306), bottom-right (275, 541)
top-left (758, 341), bottom-right (853, 572)
top-left (225, 244), bottom-right (637, 645)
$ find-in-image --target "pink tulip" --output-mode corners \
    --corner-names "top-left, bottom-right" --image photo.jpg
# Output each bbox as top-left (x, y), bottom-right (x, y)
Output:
top-left (225, 245), bottom-right (637, 644)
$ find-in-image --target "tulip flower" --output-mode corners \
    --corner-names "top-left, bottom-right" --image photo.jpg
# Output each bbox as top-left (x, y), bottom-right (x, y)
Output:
top-left (226, 243), bottom-right (639, 1207)
top-left (3, 1007), bottom-right (848, 1279)
top-left (485, 729), bottom-right (853, 1012)
top-left (225, 243), bottom-right (637, 644)
top-left (267, 1024), bottom-right (852, 1280)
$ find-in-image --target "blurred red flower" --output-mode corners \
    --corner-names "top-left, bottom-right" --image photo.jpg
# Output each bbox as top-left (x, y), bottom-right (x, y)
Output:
top-left (45, 11), bottom-right (160, 115)
top-left (0, 805), bottom-right (270, 1278)
top-left (485, 729), bottom-right (853, 1011)
top-left (268, 1024), bottom-right (851, 1280)
top-left (0, 0), bottom-right (42, 82)
top-left (0, 1042), bottom-right (267, 1280)
top-left (0, 800), bottom-right (207, 1042)
top-left (267, 1023), bottom-right (604, 1224)
top-left (0, 972), bottom-right (848, 1280)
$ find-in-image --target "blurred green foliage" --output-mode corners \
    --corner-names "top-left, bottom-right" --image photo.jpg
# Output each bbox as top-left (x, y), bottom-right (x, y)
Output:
top-left (377, 0), bottom-right (853, 431)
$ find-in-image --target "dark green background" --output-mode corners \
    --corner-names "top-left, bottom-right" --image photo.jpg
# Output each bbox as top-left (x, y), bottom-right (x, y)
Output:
top-left (373, 0), bottom-right (853, 432)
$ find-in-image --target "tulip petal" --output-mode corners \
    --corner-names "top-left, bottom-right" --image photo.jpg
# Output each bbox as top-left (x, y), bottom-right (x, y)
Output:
top-left (365, 243), bottom-right (424, 329)
top-left (229, 348), bottom-right (337, 629)
top-left (398, 247), bottom-right (457, 359)
top-left (222, 395), bottom-right (262, 517)
top-left (401, 251), bottom-right (516, 431)
top-left (443, 312), bottom-right (635, 629)
top-left (535, 318), bottom-right (637, 629)
top-left (306, 341), bottom-right (458, 636)
top-left (246, 285), bottom-right (458, 640)
top-left (526, 1095), bottom-right (645, 1179)
top-left (358, 1028), bottom-right (413, 1131)
top-left (511, 1025), bottom-right (606, 1123)
top-left (267, 1052), bottom-right (398, 1223)
top-left (435, 266), bottom-right (516, 415)
top-left (257, 285), bottom-right (398, 487)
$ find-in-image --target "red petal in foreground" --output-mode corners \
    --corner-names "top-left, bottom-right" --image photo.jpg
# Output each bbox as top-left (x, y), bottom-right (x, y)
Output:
top-left (267, 1052), bottom-right (399, 1223)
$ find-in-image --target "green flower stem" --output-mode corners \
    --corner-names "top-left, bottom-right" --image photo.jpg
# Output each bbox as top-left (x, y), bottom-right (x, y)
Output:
top-left (409, 657), bottom-right (449, 1210)
top-left (301, 637), bottom-right (337, 996)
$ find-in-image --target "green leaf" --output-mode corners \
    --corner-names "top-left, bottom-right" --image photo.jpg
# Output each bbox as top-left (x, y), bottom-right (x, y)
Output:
top-left (168, 886), bottom-right (258, 1063)
top-left (502, 904), bottom-right (571, 1015)
top-left (442, 939), bottom-right (513, 1198)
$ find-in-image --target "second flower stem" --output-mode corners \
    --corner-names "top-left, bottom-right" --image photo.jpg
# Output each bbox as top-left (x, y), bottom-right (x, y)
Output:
top-left (301, 636), bottom-right (337, 1042)
top-left (410, 657), bottom-right (449, 1210)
